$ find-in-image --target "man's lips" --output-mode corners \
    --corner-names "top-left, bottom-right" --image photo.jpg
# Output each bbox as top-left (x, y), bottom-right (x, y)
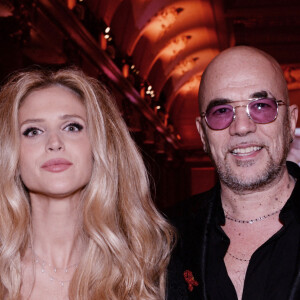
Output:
top-left (230, 145), bottom-right (263, 156)
top-left (41, 158), bottom-right (73, 172)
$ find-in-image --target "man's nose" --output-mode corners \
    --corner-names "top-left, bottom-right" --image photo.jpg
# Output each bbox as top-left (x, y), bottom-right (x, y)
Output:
top-left (46, 133), bottom-right (65, 152)
top-left (229, 106), bottom-right (256, 136)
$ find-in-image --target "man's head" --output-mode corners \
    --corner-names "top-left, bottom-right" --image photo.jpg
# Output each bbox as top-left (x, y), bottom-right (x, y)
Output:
top-left (196, 46), bottom-right (298, 193)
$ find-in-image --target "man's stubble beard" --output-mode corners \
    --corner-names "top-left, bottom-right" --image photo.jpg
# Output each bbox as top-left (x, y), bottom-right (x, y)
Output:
top-left (203, 117), bottom-right (292, 193)
top-left (215, 148), bottom-right (286, 192)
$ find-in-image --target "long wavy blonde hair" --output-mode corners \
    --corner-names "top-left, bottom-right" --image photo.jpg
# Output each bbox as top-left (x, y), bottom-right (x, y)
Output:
top-left (0, 68), bottom-right (175, 299)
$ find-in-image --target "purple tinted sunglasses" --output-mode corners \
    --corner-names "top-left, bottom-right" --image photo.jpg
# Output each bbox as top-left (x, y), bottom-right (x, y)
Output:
top-left (200, 98), bottom-right (286, 130)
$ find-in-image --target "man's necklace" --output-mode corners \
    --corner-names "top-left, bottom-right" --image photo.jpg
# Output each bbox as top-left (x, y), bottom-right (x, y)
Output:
top-left (227, 251), bottom-right (250, 262)
top-left (225, 206), bottom-right (283, 261)
top-left (224, 208), bottom-right (281, 224)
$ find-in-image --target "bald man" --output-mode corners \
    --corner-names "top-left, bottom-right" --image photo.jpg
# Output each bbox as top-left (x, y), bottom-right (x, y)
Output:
top-left (167, 46), bottom-right (300, 300)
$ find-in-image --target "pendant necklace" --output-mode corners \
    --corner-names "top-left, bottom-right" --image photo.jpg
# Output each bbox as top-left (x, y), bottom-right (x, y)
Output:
top-left (31, 248), bottom-right (78, 287)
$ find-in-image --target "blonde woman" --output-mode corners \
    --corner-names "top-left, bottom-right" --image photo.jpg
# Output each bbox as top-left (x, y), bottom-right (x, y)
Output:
top-left (0, 68), bottom-right (174, 299)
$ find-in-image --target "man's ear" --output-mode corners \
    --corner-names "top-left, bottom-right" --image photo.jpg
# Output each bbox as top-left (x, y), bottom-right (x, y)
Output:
top-left (196, 116), bottom-right (208, 153)
top-left (289, 104), bottom-right (299, 141)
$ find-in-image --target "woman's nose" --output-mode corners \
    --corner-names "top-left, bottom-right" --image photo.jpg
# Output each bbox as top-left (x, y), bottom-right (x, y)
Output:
top-left (46, 133), bottom-right (65, 152)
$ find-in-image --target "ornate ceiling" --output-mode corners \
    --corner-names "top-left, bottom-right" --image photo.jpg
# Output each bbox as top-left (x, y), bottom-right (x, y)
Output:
top-left (1, 0), bottom-right (300, 162)
top-left (87, 0), bottom-right (223, 152)
top-left (85, 0), bottom-right (300, 155)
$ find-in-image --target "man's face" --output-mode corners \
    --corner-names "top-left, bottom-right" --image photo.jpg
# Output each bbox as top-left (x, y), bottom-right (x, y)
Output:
top-left (196, 49), bottom-right (298, 192)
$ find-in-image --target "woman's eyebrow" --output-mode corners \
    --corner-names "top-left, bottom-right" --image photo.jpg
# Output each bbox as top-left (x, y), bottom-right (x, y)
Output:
top-left (59, 114), bottom-right (86, 121)
top-left (19, 118), bottom-right (44, 126)
top-left (20, 115), bottom-right (86, 126)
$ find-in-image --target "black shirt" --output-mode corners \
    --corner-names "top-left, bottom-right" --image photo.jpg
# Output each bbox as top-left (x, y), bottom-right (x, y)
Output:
top-left (167, 162), bottom-right (300, 300)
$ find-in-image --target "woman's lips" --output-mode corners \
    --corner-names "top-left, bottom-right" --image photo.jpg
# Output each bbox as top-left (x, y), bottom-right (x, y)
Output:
top-left (41, 158), bottom-right (73, 173)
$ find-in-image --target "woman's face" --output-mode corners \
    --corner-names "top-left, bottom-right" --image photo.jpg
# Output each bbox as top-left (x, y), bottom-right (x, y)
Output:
top-left (18, 85), bottom-right (93, 199)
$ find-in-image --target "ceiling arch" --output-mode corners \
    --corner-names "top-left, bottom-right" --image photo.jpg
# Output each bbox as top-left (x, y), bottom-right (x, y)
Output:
top-left (104, 0), bottom-right (221, 149)
top-left (147, 29), bottom-right (218, 96)
top-left (130, 0), bottom-right (217, 76)
top-left (137, 26), bottom-right (217, 79)
top-left (163, 48), bottom-right (219, 111)
top-left (110, 0), bottom-right (177, 54)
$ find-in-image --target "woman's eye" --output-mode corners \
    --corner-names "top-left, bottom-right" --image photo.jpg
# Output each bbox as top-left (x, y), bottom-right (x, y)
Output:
top-left (64, 123), bottom-right (83, 132)
top-left (22, 127), bottom-right (43, 137)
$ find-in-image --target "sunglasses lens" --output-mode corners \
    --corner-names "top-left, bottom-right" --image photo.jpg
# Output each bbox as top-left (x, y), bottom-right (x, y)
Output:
top-left (248, 98), bottom-right (278, 123)
top-left (206, 104), bottom-right (234, 130)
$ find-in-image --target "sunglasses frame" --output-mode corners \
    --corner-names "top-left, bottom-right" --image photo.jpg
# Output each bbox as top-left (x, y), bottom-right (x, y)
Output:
top-left (200, 98), bottom-right (286, 130)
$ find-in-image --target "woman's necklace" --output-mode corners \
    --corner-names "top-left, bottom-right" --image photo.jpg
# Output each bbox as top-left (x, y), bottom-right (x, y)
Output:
top-left (31, 248), bottom-right (78, 287)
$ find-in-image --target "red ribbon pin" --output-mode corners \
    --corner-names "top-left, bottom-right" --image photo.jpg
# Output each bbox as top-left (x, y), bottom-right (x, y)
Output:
top-left (183, 270), bottom-right (199, 291)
